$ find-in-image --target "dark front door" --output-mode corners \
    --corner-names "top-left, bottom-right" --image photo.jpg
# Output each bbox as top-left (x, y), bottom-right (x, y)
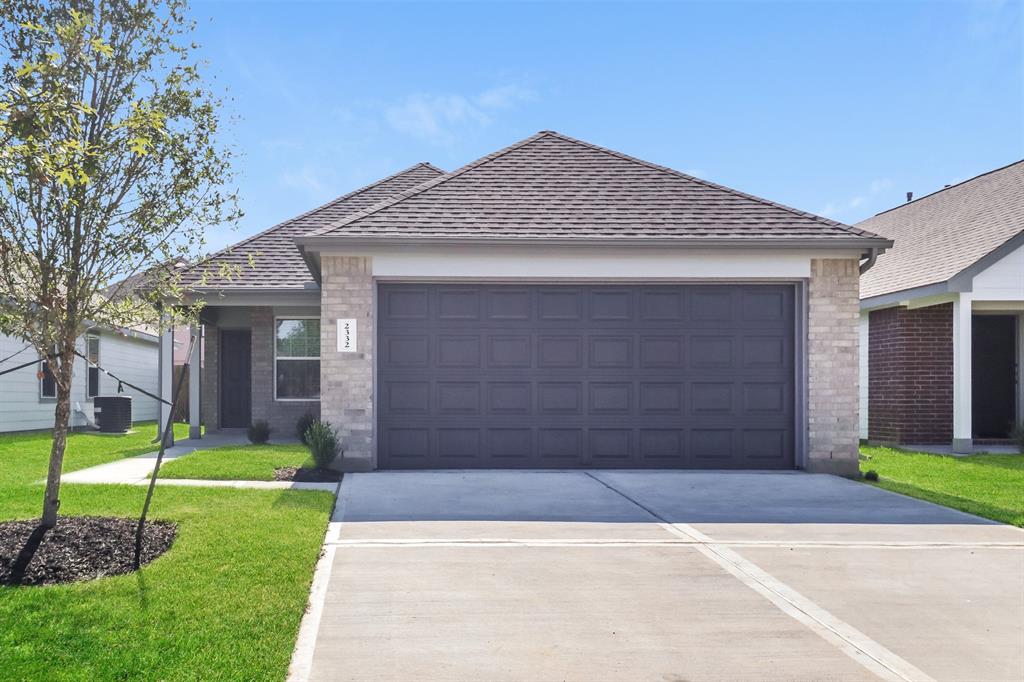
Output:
top-left (973, 315), bottom-right (1017, 439)
top-left (377, 283), bottom-right (796, 470)
top-left (220, 329), bottom-right (252, 428)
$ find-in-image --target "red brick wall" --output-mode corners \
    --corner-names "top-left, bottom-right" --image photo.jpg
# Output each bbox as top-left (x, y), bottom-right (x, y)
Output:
top-left (868, 303), bottom-right (953, 444)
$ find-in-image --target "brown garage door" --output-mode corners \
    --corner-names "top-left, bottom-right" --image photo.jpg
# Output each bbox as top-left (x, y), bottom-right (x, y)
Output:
top-left (377, 283), bottom-right (796, 470)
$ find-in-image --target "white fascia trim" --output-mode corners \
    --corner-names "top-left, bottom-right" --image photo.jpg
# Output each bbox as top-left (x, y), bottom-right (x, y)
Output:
top-left (362, 248), bottom-right (860, 281)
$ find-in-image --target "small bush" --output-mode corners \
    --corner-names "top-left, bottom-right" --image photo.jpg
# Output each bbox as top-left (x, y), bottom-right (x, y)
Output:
top-left (863, 470), bottom-right (879, 482)
top-left (1011, 425), bottom-right (1024, 454)
top-left (296, 412), bottom-right (317, 445)
top-left (305, 420), bottom-right (340, 469)
top-left (247, 420), bottom-right (272, 444)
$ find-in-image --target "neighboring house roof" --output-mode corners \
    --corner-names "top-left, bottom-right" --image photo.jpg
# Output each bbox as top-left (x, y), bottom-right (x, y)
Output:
top-left (299, 131), bottom-right (889, 247)
top-left (184, 162), bottom-right (445, 290)
top-left (859, 159), bottom-right (1024, 301)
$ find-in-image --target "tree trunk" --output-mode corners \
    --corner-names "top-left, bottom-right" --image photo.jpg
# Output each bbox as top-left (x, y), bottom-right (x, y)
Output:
top-left (41, 349), bottom-right (74, 529)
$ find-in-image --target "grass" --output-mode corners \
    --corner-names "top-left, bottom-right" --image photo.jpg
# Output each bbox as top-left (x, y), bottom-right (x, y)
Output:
top-left (158, 444), bottom-right (315, 481)
top-left (0, 424), bottom-right (334, 681)
top-left (0, 421), bottom-right (191, 487)
top-left (860, 445), bottom-right (1024, 527)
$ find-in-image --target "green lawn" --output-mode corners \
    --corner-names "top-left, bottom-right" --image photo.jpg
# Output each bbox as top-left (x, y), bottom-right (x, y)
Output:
top-left (860, 445), bottom-right (1024, 527)
top-left (0, 425), bottom-right (334, 681)
top-left (158, 444), bottom-right (315, 481)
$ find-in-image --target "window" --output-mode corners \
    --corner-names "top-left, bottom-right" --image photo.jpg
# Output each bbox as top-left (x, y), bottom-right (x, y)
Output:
top-left (86, 333), bottom-right (100, 399)
top-left (39, 349), bottom-right (56, 399)
top-left (275, 318), bottom-right (320, 400)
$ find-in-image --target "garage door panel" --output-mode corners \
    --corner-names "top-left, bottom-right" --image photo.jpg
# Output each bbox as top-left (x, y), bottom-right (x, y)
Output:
top-left (378, 283), bottom-right (795, 470)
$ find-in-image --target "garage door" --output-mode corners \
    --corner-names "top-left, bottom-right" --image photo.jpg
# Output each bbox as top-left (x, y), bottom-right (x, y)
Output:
top-left (377, 284), bottom-right (796, 470)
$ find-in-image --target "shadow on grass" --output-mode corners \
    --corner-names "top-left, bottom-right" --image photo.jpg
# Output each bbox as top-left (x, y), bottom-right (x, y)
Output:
top-left (869, 479), bottom-right (1023, 527)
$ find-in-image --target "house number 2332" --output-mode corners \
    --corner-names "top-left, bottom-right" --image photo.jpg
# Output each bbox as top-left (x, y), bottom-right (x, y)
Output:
top-left (337, 319), bottom-right (357, 353)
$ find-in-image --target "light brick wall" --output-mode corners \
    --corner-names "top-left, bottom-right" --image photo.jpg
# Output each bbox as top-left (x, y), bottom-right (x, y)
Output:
top-left (201, 324), bottom-right (219, 429)
top-left (807, 258), bottom-right (861, 476)
top-left (251, 307), bottom-right (320, 437)
top-left (320, 256), bottom-right (375, 471)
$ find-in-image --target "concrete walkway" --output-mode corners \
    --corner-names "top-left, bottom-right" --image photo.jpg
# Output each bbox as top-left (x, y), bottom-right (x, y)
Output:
top-left (292, 470), bottom-right (1024, 682)
top-left (60, 433), bottom-right (336, 492)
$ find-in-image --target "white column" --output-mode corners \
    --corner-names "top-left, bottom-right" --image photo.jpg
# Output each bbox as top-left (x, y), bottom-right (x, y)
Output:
top-left (158, 324), bottom-right (174, 447)
top-left (952, 292), bottom-right (973, 453)
top-left (188, 324), bottom-right (202, 440)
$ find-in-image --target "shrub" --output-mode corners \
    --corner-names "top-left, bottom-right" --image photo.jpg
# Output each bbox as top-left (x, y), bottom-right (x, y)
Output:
top-left (305, 420), bottom-right (340, 469)
top-left (863, 470), bottom-right (879, 482)
top-left (296, 412), bottom-right (317, 445)
top-left (1012, 425), bottom-right (1024, 454)
top-left (247, 420), bottom-right (272, 444)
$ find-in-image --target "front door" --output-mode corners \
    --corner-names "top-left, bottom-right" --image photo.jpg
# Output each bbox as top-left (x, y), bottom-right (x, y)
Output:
top-left (972, 315), bottom-right (1017, 439)
top-left (220, 329), bottom-right (252, 428)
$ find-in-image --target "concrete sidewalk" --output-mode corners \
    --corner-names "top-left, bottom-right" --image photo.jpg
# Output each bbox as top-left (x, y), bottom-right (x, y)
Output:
top-left (59, 432), bottom-right (335, 492)
top-left (293, 471), bottom-right (1024, 682)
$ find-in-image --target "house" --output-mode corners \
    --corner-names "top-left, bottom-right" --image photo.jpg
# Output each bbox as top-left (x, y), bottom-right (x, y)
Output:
top-left (0, 327), bottom-right (160, 433)
top-left (169, 131), bottom-right (890, 475)
top-left (858, 160), bottom-right (1024, 452)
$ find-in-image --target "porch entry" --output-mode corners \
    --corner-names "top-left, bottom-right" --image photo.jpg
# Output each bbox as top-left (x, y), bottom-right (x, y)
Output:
top-left (972, 315), bottom-right (1018, 439)
top-left (220, 329), bottom-right (252, 428)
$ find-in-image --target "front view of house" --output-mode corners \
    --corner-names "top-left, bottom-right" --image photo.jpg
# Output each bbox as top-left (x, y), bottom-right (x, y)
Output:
top-left (171, 132), bottom-right (890, 476)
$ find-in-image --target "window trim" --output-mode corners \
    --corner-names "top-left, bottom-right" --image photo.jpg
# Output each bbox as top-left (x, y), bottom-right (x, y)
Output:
top-left (39, 348), bottom-right (57, 400)
top-left (273, 316), bottom-right (321, 402)
top-left (85, 332), bottom-right (100, 400)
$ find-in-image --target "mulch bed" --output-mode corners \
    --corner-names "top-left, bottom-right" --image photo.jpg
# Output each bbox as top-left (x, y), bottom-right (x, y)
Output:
top-left (0, 516), bottom-right (176, 587)
top-left (273, 467), bottom-right (342, 483)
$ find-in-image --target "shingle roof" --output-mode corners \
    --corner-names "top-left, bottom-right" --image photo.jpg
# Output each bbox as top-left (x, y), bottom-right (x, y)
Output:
top-left (304, 131), bottom-right (887, 245)
top-left (184, 162), bottom-right (445, 289)
top-left (859, 160), bottom-right (1024, 300)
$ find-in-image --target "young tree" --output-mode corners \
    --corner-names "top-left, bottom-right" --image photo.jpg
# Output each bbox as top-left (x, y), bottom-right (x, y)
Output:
top-left (0, 0), bottom-right (238, 528)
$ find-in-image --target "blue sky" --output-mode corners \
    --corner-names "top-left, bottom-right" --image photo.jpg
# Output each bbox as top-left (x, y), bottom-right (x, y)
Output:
top-left (191, 0), bottom-right (1023, 252)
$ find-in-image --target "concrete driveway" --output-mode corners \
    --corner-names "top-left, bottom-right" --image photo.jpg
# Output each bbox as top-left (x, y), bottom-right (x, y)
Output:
top-left (294, 471), bottom-right (1024, 682)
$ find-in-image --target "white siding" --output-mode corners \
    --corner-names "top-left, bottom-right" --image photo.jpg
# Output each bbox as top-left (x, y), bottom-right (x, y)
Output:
top-left (858, 311), bottom-right (869, 440)
top-left (98, 331), bottom-right (161, 423)
top-left (0, 330), bottom-right (158, 433)
top-left (973, 242), bottom-right (1024, 301)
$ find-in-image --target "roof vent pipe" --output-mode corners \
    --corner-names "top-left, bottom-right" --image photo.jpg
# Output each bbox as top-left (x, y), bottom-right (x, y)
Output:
top-left (906, 191), bottom-right (913, 202)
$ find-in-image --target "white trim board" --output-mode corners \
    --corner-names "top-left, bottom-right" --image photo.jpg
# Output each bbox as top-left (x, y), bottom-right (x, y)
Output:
top-left (368, 248), bottom-right (860, 280)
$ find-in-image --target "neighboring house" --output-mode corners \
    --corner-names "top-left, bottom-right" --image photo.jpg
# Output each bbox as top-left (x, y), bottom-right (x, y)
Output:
top-left (858, 160), bottom-right (1024, 452)
top-left (172, 131), bottom-right (889, 475)
top-left (0, 327), bottom-right (160, 433)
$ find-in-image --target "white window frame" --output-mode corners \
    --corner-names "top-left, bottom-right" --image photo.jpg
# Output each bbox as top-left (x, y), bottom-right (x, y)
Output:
top-left (273, 316), bottom-right (321, 402)
top-left (85, 332), bottom-right (100, 399)
top-left (39, 347), bottom-right (57, 400)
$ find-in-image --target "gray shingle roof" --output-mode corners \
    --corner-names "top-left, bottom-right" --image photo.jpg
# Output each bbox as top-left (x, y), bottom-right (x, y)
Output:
top-left (304, 131), bottom-right (886, 244)
top-left (859, 160), bottom-right (1024, 300)
top-left (184, 162), bottom-right (444, 289)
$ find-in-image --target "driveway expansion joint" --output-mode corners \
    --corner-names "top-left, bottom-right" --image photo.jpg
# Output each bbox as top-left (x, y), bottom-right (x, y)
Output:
top-left (582, 471), bottom-right (938, 682)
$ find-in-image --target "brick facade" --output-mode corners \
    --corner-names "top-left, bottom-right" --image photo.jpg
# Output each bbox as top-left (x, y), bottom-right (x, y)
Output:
top-left (203, 255), bottom-right (865, 475)
top-left (201, 324), bottom-right (219, 430)
top-left (250, 306), bottom-right (320, 437)
top-left (807, 258), bottom-right (861, 477)
top-left (868, 303), bottom-right (953, 444)
top-left (319, 256), bottom-right (375, 471)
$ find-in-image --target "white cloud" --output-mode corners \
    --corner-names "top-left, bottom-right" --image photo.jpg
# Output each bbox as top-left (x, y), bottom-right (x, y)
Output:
top-left (383, 84), bottom-right (538, 144)
top-left (279, 165), bottom-right (330, 200)
top-left (819, 177), bottom-right (893, 220)
top-left (474, 85), bottom-right (537, 110)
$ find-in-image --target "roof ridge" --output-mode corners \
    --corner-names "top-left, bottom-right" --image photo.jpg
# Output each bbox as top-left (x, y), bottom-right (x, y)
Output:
top-left (306, 132), bottom-right (560, 236)
top-left (869, 158), bottom-right (1024, 218)
top-left (182, 162), bottom-right (444, 278)
top-left (540, 130), bottom-right (876, 239)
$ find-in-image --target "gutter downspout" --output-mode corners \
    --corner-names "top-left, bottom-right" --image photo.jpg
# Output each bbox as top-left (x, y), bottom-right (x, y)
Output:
top-left (859, 247), bottom-right (880, 274)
